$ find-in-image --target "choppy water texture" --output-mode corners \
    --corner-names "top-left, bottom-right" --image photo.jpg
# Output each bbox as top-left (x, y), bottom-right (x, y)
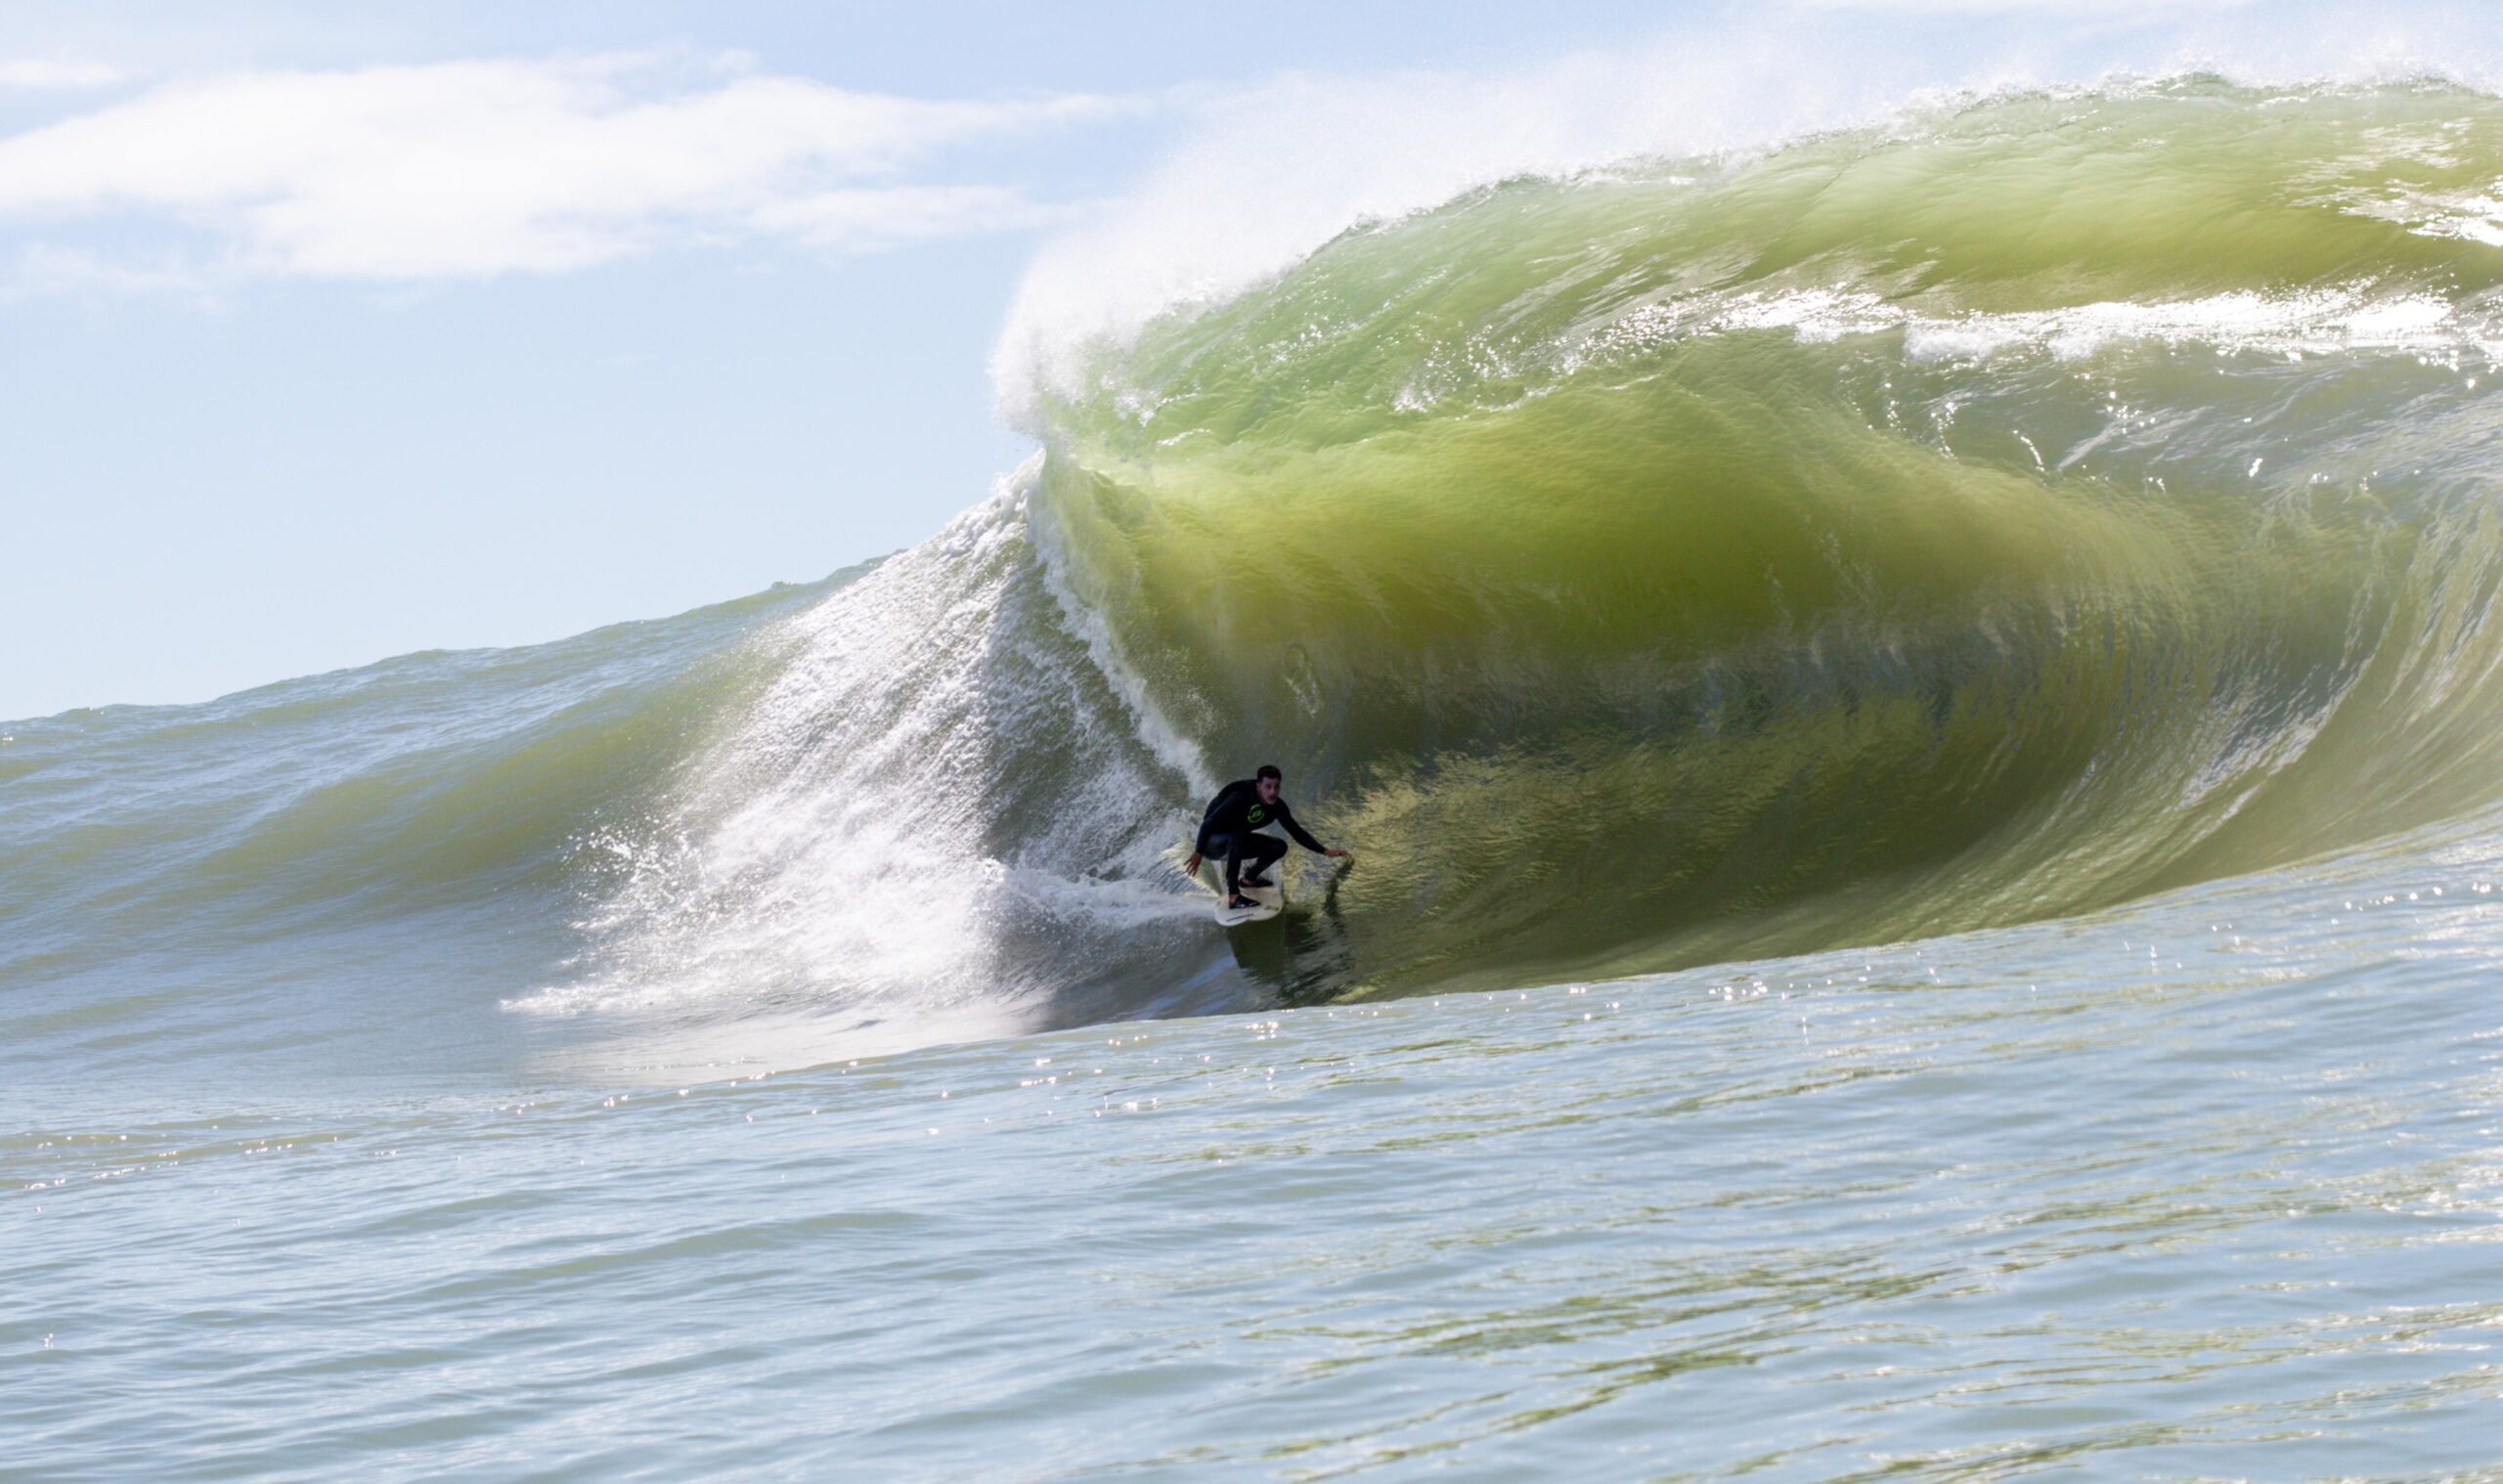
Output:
top-left (8, 77), bottom-right (2503, 1480)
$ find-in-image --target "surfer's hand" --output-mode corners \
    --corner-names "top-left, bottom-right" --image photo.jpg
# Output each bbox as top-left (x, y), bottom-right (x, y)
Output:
top-left (1326, 848), bottom-right (1352, 861)
top-left (1184, 852), bottom-right (1202, 877)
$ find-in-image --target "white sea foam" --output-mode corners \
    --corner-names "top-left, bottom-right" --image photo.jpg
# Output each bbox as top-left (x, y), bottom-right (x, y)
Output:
top-left (1562, 283), bottom-right (2489, 384)
top-left (512, 462), bottom-right (1206, 1038)
top-left (1900, 287), bottom-right (2481, 364)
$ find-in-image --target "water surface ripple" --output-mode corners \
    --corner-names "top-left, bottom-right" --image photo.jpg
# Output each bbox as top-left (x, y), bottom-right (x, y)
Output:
top-left (10, 823), bottom-right (2501, 1480)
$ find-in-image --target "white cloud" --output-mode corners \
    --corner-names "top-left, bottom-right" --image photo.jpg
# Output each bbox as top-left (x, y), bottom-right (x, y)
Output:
top-left (4, 242), bottom-right (205, 297)
top-left (0, 53), bottom-right (1131, 284)
top-left (0, 59), bottom-right (127, 90)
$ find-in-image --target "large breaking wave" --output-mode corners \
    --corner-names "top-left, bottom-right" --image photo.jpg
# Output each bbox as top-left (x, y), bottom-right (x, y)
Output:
top-left (16, 75), bottom-right (2503, 1069)
top-left (547, 77), bottom-right (2503, 1037)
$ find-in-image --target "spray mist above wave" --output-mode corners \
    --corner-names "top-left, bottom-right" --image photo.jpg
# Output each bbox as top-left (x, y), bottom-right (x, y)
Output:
top-left (520, 473), bottom-right (1233, 1048)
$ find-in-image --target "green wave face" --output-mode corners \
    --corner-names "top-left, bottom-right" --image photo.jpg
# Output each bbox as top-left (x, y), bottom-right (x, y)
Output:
top-left (1030, 79), bottom-right (2503, 993)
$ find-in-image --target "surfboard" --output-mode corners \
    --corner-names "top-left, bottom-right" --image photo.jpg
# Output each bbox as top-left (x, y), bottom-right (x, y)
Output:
top-left (1214, 880), bottom-right (1284, 927)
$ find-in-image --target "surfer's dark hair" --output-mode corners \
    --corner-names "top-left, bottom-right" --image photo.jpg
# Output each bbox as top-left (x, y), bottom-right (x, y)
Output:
top-left (1255, 764), bottom-right (1282, 782)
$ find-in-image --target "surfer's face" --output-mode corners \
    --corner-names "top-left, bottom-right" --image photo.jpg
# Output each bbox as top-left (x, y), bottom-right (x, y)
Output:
top-left (1256, 777), bottom-right (1280, 805)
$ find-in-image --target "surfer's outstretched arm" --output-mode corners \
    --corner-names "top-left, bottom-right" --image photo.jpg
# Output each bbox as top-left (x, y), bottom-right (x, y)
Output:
top-left (1275, 802), bottom-right (1352, 860)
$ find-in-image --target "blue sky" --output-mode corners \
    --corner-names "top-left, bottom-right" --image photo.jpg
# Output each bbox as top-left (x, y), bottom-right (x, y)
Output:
top-left (5, 0), bottom-right (1778, 720)
top-left (0, 0), bottom-right (2480, 720)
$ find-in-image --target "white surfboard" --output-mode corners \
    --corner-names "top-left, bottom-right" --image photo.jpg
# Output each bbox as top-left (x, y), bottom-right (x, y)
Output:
top-left (1213, 880), bottom-right (1284, 927)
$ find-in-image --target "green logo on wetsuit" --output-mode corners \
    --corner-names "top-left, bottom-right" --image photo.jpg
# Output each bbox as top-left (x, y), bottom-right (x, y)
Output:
top-left (1248, 805), bottom-right (1267, 825)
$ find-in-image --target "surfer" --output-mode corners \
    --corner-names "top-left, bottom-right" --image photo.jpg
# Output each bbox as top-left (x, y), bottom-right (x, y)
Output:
top-left (1186, 764), bottom-right (1353, 910)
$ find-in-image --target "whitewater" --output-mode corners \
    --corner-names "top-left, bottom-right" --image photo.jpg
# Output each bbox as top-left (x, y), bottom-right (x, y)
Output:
top-left (10, 63), bottom-right (2503, 1481)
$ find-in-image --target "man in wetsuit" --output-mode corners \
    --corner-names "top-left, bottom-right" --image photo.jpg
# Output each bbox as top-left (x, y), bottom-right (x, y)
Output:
top-left (1185, 764), bottom-right (1353, 910)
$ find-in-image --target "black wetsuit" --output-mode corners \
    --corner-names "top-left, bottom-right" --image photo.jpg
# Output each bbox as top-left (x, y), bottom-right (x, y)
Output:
top-left (1196, 780), bottom-right (1328, 898)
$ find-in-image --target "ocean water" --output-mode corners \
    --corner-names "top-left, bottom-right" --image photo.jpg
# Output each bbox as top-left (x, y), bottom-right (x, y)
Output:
top-left (10, 75), bottom-right (2503, 1479)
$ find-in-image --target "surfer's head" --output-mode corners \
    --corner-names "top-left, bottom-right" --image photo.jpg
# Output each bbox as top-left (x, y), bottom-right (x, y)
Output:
top-left (1255, 764), bottom-right (1282, 805)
